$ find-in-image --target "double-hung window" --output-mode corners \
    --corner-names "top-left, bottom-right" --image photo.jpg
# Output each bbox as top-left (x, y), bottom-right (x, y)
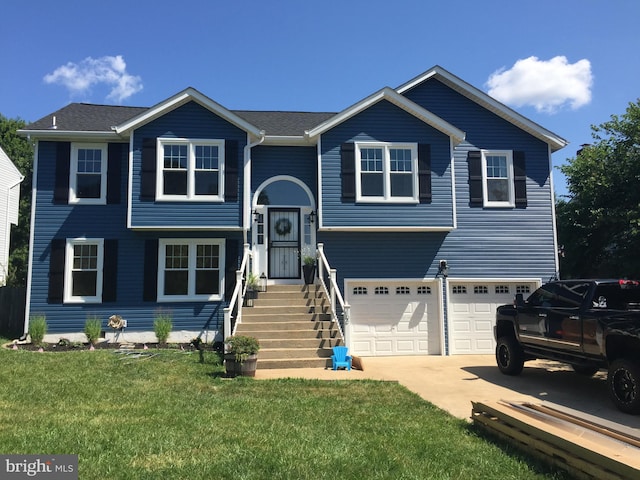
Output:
top-left (64, 238), bottom-right (104, 303)
top-left (158, 239), bottom-right (224, 301)
top-left (70, 143), bottom-right (107, 204)
top-left (482, 150), bottom-right (514, 207)
top-left (157, 138), bottom-right (224, 201)
top-left (355, 143), bottom-right (418, 202)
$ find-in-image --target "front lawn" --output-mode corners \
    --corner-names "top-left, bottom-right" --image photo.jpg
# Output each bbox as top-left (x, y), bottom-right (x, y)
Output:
top-left (0, 344), bottom-right (567, 479)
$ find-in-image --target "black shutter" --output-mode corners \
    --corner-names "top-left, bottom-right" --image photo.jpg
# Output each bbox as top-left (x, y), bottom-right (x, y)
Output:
top-left (341, 143), bottom-right (356, 201)
top-left (513, 151), bottom-right (527, 208)
top-left (224, 239), bottom-right (239, 302)
top-left (107, 143), bottom-right (123, 204)
top-left (143, 239), bottom-right (159, 301)
top-left (467, 150), bottom-right (483, 207)
top-left (102, 240), bottom-right (118, 302)
top-left (54, 142), bottom-right (71, 204)
top-left (48, 239), bottom-right (66, 304)
top-left (141, 138), bottom-right (157, 201)
top-left (418, 143), bottom-right (432, 203)
top-left (224, 140), bottom-right (239, 202)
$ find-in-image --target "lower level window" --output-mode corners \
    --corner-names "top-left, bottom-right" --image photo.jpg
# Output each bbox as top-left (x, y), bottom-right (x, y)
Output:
top-left (158, 239), bottom-right (224, 301)
top-left (64, 238), bottom-right (104, 303)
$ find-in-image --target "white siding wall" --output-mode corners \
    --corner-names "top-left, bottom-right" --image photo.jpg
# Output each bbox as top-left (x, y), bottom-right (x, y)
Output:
top-left (0, 146), bottom-right (23, 284)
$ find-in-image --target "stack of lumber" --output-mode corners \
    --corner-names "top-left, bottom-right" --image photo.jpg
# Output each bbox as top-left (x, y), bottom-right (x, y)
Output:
top-left (471, 400), bottom-right (640, 480)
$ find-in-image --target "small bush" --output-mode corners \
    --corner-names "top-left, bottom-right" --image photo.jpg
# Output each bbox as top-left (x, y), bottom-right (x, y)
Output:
top-left (225, 335), bottom-right (260, 362)
top-left (154, 310), bottom-right (173, 344)
top-left (28, 314), bottom-right (47, 346)
top-left (84, 315), bottom-right (102, 345)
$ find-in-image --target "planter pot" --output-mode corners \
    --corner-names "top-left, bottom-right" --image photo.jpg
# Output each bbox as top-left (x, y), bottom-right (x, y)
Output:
top-left (302, 264), bottom-right (316, 285)
top-left (224, 353), bottom-right (258, 377)
top-left (244, 288), bottom-right (258, 307)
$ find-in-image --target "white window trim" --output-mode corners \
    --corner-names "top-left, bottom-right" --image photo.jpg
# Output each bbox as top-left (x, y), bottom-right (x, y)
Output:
top-left (157, 238), bottom-right (225, 302)
top-left (355, 142), bottom-right (419, 203)
top-left (156, 138), bottom-right (225, 202)
top-left (64, 238), bottom-right (104, 303)
top-left (69, 143), bottom-right (107, 205)
top-left (481, 149), bottom-right (515, 208)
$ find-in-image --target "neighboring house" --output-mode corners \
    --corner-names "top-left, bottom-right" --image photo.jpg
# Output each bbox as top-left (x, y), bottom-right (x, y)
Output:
top-left (0, 145), bottom-right (24, 286)
top-left (19, 66), bottom-right (567, 355)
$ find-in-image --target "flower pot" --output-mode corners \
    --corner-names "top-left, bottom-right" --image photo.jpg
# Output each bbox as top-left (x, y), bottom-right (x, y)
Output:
top-left (302, 264), bottom-right (316, 285)
top-left (224, 353), bottom-right (258, 377)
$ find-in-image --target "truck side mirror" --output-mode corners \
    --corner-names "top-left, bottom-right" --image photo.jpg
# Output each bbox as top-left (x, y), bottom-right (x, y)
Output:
top-left (514, 293), bottom-right (525, 307)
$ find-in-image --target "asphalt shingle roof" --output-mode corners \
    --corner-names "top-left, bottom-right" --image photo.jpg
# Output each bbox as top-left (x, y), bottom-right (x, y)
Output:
top-left (23, 103), bottom-right (336, 137)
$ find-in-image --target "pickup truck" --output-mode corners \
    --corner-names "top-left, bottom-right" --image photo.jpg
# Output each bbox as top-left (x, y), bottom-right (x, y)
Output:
top-left (494, 279), bottom-right (640, 414)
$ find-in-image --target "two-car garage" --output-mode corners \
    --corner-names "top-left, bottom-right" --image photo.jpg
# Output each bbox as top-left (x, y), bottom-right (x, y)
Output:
top-left (346, 279), bottom-right (540, 356)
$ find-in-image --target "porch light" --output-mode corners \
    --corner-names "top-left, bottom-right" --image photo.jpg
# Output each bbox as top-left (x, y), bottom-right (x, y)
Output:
top-left (259, 272), bottom-right (267, 292)
top-left (252, 209), bottom-right (260, 221)
top-left (309, 211), bottom-right (316, 223)
top-left (438, 260), bottom-right (449, 278)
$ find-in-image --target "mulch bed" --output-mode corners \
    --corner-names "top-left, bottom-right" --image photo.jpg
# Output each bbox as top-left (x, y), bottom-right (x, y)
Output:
top-left (4, 340), bottom-right (222, 353)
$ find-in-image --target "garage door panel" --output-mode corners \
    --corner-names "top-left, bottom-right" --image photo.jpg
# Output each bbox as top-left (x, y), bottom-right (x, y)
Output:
top-left (449, 281), bottom-right (537, 354)
top-left (349, 281), bottom-right (440, 356)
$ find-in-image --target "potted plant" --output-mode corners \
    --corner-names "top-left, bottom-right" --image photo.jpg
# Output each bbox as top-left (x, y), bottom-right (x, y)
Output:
top-left (224, 335), bottom-right (260, 377)
top-left (245, 273), bottom-right (260, 307)
top-left (301, 247), bottom-right (316, 285)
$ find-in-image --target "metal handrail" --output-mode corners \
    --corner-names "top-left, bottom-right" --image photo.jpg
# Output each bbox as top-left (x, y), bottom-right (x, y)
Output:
top-left (317, 243), bottom-right (349, 341)
top-left (223, 243), bottom-right (251, 339)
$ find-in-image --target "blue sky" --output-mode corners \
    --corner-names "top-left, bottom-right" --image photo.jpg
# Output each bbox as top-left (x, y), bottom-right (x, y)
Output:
top-left (2, 0), bottom-right (638, 197)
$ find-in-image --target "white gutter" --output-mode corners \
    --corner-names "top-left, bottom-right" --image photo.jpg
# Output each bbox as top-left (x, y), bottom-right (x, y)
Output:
top-left (242, 131), bottom-right (266, 243)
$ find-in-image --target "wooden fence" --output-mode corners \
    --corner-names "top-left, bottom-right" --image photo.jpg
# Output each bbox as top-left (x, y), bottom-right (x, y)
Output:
top-left (0, 286), bottom-right (26, 338)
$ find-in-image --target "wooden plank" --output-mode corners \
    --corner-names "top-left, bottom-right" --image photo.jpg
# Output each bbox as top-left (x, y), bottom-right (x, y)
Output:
top-left (472, 410), bottom-right (624, 480)
top-left (472, 401), bottom-right (640, 479)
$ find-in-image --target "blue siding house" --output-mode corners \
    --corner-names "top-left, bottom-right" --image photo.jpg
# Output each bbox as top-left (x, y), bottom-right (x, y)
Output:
top-left (19, 66), bottom-right (566, 355)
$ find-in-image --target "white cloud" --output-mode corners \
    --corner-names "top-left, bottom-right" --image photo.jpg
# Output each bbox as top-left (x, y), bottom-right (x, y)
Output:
top-left (44, 55), bottom-right (143, 103)
top-left (486, 56), bottom-right (592, 114)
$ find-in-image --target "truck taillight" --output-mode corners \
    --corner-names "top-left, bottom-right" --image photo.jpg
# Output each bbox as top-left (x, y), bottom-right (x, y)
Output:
top-left (619, 279), bottom-right (640, 288)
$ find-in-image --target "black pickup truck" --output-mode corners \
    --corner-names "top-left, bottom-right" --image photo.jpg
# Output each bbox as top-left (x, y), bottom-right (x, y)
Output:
top-left (494, 279), bottom-right (640, 413)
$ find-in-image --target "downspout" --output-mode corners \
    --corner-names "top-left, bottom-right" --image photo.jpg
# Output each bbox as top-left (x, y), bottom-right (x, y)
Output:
top-left (242, 131), bottom-right (265, 244)
top-left (22, 138), bottom-right (38, 340)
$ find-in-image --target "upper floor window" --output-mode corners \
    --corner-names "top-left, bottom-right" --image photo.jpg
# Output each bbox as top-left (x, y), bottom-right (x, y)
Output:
top-left (70, 143), bottom-right (107, 204)
top-left (355, 143), bottom-right (418, 203)
top-left (482, 150), bottom-right (514, 207)
top-left (64, 238), bottom-right (104, 303)
top-left (157, 138), bottom-right (224, 201)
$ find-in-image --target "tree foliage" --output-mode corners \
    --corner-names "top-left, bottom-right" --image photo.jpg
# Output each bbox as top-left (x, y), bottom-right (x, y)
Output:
top-left (0, 114), bottom-right (33, 286)
top-left (558, 99), bottom-right (640, 278)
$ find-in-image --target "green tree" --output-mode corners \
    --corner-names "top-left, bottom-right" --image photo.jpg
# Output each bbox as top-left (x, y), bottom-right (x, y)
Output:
top-left (558, 99), bottom-right (640, 278)
top-left (0, 114), bottom-right (33, 286)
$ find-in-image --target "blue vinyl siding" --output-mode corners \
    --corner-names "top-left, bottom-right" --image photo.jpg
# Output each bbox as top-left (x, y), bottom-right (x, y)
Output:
top-left (317, 80), bottom-right (558, 282)
top-left (29, 141), bottom-right (234, 334)
top-left (251, 145), bottom-right (317, 202)
top-left (320, 100), bottom-right (454, 228)
top-left (130, 101), bottom-right (247, 229)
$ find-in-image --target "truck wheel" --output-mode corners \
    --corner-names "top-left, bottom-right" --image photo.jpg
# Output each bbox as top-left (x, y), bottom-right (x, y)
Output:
top-left (608, 359), bottom-right (640, 414)
top-left (571, 364), bottom-right (599, 376)
top-left (496, 336), bottom-right (524, 376)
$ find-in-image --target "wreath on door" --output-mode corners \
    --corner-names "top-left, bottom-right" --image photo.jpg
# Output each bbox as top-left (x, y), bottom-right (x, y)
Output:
top-left (274, 218), bottom-right (292, 236)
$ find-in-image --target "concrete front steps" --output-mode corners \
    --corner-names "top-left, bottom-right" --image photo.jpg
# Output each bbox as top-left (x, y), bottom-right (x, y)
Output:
top-left (234, 284), bottom-right (343, 369)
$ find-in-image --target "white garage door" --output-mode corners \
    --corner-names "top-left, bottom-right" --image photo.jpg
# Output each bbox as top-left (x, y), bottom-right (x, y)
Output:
top-left (448, 281), bottom-right (537, 354)
top-left (348, 280), bottom-right (441, 356)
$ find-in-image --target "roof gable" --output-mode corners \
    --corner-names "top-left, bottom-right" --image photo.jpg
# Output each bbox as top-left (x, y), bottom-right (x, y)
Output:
top-left (396, 66), bottom-right (568, 152)
top-left (114, 87), bottom-right (263, 137)
top-left (305, 87), bottom-right (465, 145)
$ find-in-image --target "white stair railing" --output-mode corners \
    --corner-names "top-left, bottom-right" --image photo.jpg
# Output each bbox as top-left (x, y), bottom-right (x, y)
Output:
top-left (223, 243), bottom-right (251, 340)
top-left (316, 243), bottom-right (349, 342)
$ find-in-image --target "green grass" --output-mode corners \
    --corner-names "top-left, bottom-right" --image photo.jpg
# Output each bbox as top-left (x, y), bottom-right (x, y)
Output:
top-left (0, 344), bottom-right (568, 480)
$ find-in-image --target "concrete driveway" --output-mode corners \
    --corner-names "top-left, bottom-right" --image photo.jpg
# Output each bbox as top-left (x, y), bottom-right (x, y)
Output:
top-left (255, 355), bottom-right (640, 431)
